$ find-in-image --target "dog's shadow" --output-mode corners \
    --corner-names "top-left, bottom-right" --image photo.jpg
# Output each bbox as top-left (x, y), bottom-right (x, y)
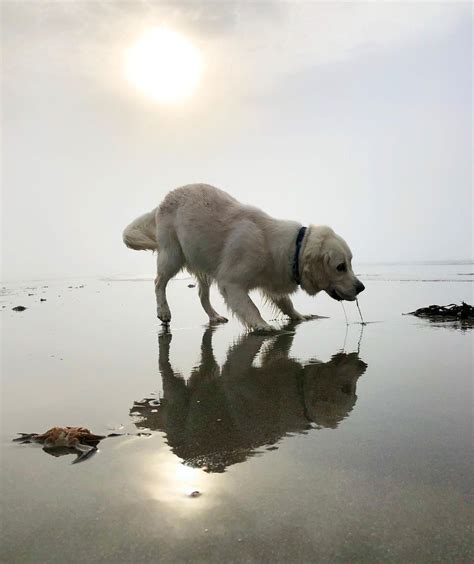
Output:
top-left (130, 324), bottom-right (368, 472)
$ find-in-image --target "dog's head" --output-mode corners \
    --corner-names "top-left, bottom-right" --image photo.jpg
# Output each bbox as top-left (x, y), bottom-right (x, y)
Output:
top-left (300, 225), bottom-right (365, 301)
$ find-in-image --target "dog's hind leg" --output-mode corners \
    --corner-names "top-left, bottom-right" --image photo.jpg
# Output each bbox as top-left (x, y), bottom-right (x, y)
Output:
top-left (155, 243), bottom-right (183, 324)
top-left (219, 282), bottom-right (275, 331)
top-left (197, 276), bottom-right (228, 324)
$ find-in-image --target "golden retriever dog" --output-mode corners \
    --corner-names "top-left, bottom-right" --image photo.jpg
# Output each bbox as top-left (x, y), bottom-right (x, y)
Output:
top-left (123, 184), bottom-right (365, 329)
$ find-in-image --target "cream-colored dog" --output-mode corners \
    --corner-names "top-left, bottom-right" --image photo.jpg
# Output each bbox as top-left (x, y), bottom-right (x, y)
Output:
top-left (123, 184), bottom-right (364, 330)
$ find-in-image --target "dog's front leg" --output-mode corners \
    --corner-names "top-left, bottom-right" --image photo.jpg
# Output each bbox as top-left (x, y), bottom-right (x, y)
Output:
top-left (270, 295), bottom-right (315, 321)
top-left (219, 282), bottom-right (275, 331)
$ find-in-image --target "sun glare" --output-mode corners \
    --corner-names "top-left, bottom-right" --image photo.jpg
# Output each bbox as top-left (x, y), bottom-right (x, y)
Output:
top-left (126, 28), bottom-right (203, 104)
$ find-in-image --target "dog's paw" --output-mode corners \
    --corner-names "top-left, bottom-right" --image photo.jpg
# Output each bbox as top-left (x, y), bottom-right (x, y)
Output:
top-left (157, 305), bottom-right (171, 324)
top-left (252, 323), bottom-right (277, 333)
top-left (292, 313), bottom-right (324, 321)
top-left (209, 315), bottom-right (228, 324)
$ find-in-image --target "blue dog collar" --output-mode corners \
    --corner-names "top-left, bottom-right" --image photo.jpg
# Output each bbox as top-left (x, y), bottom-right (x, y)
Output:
top-left (292, 226), bottom-right (307, 285)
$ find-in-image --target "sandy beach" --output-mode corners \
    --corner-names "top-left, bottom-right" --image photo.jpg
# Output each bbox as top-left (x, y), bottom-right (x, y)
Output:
top-left (1, 263), bottom-right (472, 562)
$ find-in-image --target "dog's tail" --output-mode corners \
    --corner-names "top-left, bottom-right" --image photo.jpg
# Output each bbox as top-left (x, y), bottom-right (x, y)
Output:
top-left (122, 210), bottom-right (158, 251)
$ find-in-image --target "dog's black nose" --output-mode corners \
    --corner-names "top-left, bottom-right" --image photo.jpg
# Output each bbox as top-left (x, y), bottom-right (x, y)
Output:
top-left (355, 281), bottom-right (365, 294)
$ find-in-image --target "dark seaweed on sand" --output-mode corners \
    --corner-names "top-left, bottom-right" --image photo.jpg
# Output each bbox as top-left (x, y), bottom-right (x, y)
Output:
top-left (406, 302), bottom-right (473, 320)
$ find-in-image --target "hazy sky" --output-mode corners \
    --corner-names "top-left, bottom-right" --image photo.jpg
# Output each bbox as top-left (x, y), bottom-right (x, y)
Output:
top-left (2, 1), bottom-right (472, 280)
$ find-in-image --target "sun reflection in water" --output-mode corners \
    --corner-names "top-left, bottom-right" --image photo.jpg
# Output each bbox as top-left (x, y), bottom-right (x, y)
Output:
top-left (146, 450), bottom-right (215, 512)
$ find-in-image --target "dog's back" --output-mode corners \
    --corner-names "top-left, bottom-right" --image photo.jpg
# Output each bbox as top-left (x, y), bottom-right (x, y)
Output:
top-left (122, 184), bottom-right (243, 254)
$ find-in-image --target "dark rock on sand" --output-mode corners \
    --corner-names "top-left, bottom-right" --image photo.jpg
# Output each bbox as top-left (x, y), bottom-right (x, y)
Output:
top-left (12, 306), bottom-right (27, 311)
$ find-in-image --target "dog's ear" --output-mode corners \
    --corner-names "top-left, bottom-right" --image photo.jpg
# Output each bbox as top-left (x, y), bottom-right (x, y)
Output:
top-left (302, 226), bottom-right (334, 260)
top-left (301, 255), bottom-right (325, 295)
top-left (300, 226), bottom-right (332, 294)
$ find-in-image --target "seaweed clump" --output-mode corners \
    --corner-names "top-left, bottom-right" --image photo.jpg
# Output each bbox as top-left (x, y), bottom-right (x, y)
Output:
top-left (406, 302), bottom-right (473, 320)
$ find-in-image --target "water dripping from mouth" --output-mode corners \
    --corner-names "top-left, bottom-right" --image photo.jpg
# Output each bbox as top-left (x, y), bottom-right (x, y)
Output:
top-left (356, 298), bottom-right (367, 326)
top-left (341, 302), bottom-right (348, 326)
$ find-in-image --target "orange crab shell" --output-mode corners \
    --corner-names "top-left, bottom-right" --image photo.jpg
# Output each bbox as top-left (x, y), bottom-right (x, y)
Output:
top-left (35, 427), bottom-right (105, 448)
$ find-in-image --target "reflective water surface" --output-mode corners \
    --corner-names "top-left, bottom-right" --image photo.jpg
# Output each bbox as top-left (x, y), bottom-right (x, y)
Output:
top-left (1, 264), bottom-right (472, 562)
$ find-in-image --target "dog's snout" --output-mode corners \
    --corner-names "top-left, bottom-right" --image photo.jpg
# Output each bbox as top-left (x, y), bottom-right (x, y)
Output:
top-left (355, 281), bottom-right (365, 294)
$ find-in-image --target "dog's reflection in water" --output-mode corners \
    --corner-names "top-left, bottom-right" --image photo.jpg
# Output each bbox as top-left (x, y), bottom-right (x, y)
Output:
top-left (131, 325), bottom-right (367, 472)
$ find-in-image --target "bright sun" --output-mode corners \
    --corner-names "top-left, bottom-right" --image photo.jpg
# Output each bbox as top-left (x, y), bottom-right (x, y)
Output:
top-left (126, 28), bottom-right (203, 104)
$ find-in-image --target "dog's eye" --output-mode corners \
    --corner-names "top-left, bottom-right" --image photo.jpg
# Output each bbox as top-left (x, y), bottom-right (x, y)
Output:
top-left (336, 263), bottom-right (347, 272)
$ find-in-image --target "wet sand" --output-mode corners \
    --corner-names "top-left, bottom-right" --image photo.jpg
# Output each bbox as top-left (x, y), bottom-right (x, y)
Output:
top-left (1, 264), bottom-right (473, 562)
